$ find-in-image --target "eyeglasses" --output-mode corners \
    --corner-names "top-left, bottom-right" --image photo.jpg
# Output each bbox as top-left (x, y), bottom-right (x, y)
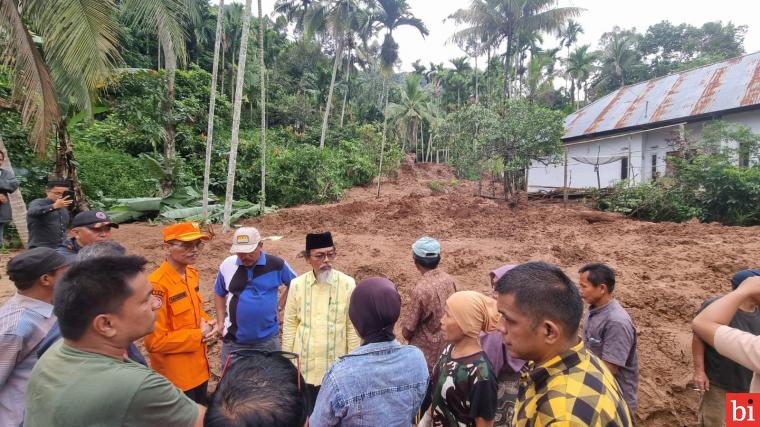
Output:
top-left (170, 241), bottom-right (205, 251)
top-left (221, 350), bottom-right (302, 391)
top-left (310, 251), bottom-right (337, 261)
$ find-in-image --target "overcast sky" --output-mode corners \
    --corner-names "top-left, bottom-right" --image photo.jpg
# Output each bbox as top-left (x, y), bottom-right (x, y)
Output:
top-left (220, 0), bottom-right (760, 72)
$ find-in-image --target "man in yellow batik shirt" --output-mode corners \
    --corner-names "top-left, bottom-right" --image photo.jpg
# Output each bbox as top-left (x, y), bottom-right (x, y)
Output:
top-left (282, 231), bottom-right (360, 409)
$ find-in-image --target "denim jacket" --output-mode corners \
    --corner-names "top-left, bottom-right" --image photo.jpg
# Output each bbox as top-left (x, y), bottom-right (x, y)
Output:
top-left (310, 339), bottom-right (429, 427)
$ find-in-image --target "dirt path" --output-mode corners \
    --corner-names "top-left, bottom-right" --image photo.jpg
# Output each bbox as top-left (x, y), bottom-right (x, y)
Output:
top-left (2, 160), bottom-right (758, 425)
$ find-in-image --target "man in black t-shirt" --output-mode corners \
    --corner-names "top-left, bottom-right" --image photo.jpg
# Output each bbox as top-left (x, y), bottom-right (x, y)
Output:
top-left (26, 180), bottom-right (72, 248)
top-left (692, 269), bottom-right (760, 427)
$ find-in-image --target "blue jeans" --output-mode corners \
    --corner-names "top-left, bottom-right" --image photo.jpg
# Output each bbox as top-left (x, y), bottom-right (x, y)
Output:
top-left (220, 334), bottom-right (281, 366)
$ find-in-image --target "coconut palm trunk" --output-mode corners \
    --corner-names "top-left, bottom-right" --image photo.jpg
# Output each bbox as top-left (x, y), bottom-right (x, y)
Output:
top-left (258, 0), bottom-right (266, 211)
top-left (222, 0), bottom-right (253, 232)
top-left (0, 136), bottom-right (28, 246)
top-left (340, 49), bottom-right (350, 127)
top-left (53, 124), bottom-right (88, 211)
top-left (202, 0), bottom-right (225, 219)
top-left (376, 80), bottom-right (390, 197)
top-left (319, 39), bottom-right (343, 149)
top-left (159, 32), bottom-right (178, 195)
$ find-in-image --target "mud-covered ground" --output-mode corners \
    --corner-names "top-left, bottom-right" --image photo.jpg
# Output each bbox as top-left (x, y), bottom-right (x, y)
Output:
top-left (2, 160), bottom-right (757, 425)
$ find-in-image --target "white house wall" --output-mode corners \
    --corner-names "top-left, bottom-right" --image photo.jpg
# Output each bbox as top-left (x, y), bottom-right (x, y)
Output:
top-left (528, 134), bottom-right (644, 191)
top-left (528, 110), bottom-right (760, 192)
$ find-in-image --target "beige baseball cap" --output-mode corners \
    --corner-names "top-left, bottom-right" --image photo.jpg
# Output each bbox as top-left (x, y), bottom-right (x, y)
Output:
top-left (229, 227), bottom-right (262, 253)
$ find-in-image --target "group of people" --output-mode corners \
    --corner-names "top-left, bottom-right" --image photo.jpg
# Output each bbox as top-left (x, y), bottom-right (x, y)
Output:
top-left (0, 180), bottom-right (758, 426)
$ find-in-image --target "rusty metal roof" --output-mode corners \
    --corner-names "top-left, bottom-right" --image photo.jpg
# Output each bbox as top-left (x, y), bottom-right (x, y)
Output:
top-left (564, 52), bottom-right (760, 140)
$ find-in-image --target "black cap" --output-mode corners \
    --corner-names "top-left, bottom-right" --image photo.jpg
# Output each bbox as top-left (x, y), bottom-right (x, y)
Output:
top-left (71, 211), bottom-right (119, 229)
top-left (7, 248), bottom-right (70, 284)
top-left (305, 232), bottom-right (334, 251)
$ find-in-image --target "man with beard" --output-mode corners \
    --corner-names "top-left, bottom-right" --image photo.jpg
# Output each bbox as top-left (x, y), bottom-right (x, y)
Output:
top-left (282, 231), bottom-right (360, 408)
top-left (144, 222), bottom-right (218, 405)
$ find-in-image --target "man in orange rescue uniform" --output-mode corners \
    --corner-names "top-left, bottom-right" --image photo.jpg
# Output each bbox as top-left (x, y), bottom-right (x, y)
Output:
top-left (144, 222), bottom-right (219, 404)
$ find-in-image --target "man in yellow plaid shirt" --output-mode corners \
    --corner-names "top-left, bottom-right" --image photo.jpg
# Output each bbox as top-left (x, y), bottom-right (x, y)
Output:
top-left (494, 262), bottom-right (633, 426)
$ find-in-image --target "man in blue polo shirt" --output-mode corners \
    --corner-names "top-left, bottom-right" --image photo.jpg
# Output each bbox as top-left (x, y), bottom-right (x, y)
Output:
top-left (214, 227), bottom-right (297, 364)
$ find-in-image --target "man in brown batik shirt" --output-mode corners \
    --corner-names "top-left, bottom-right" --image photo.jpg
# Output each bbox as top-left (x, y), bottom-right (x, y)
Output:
top-left (401, 236), bottom-right (458, 371)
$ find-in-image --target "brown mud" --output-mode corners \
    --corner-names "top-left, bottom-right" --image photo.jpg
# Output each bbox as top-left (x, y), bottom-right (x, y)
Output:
top-left (2, 157), bottom-right (758, 425)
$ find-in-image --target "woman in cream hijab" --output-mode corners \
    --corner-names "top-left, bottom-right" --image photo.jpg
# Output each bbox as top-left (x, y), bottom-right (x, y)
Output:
top-left (426, 291), bottom-right (501, 427)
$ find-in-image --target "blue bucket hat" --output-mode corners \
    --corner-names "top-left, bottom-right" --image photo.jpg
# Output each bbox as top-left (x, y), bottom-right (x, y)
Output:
top-left (412, 236), bottom-right (441, 259)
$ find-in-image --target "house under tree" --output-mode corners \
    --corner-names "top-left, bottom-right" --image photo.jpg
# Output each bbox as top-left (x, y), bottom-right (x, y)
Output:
top-left (528, 51), bottom-right (760, 191)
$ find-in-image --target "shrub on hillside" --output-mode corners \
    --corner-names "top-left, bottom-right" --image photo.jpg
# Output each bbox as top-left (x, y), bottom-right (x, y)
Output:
top-left (595, 158), bottom-right (760, 226)
top-left (75, 142), bottom-right (158, 198)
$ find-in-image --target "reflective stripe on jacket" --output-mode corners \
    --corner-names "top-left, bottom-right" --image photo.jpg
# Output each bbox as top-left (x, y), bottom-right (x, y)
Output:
top-left (144, 261), bottom-right (210, 391)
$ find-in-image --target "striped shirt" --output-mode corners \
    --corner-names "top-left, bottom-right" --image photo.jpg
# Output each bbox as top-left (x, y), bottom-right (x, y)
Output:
top-left (0, 294), bottom-right (57, 427)
top-left (514, 341), bottom-right (632, 427)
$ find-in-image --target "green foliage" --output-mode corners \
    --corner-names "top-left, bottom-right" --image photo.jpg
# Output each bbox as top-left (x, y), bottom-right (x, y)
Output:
top-left (595, 122), bottom-right (760, 226)
top-left (74, 142), bottom-right (159, 198)
top-left (439, 104), bottom-right (502, 179)
top-left (591, 21), bottom-right (746, 100)
top-left (592, 181), bottom-right (701, 222)
top-left (267, 124), bottom-right (394, 205)
top-left (101, 186), bottom-right (273, 225)
top-left (72, 67), bottom-right (231, 156)
top-left (439, 100), bottom-right (564, 185)
top-left (0, 109), bottom-right (50, 201)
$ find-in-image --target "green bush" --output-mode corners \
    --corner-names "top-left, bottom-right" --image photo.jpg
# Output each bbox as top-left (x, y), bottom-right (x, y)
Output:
top-left (678, 155), bottom-right (760, 225)
top-left (75, 142), bottom-right (159, 198)
top-left (592, 181), bottom-right (702, 223)
top-left (0, 109), bottom-right (51, 201)
top-left (595, 159), bottom-right (760, 225)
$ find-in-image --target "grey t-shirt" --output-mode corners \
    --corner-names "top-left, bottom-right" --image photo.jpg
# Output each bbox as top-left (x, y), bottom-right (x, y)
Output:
top-left (25, 341), bottom-right (198, 427)
top-left (582, 299), bottom-right (639, 412)
top-left (698, 296), bottom-right (760, 392)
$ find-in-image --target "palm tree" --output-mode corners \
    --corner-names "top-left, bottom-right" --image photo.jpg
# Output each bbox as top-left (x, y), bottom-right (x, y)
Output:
top-left (387, 74), bottom-right (431, 158)
top-left (202, 0), bottom-right (224, 219)
top-left (602, 29), bottom-right (637, 87)
top-left (525, 49), bottom-right (557, 102)
top-left (514, 30), bottom-right (542, 95)
top-left (220, 4), bottom-right (244, 98)
top-left (304, 0), bottom-right (364, 149)
top-left (0, 0), bottom-right (187, 210)
top-left (557, 19), bottom-right (583, 60)
top-left (0, 0), bottom-right (120, 210)
top-left (222, 0), bottom-right (253, 232)
top-left (450, 0), bottom-right (582, 98)
top-left (367, 0), bottom-right (428, 196)
top-left (274, 0), bottom-right (313, 34)
top-left (258, 0), bottom-right (267, 211)
top-left (447, 57), bottom-right (472, 107)
top-left (124, 0), bottom-right (189, 194)
top-left (564, 44), bottom-right (596, 107)
top-left (411, 60), bottom-right (427, 77)
top-left (452, 32), bottom-right (484, 103)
